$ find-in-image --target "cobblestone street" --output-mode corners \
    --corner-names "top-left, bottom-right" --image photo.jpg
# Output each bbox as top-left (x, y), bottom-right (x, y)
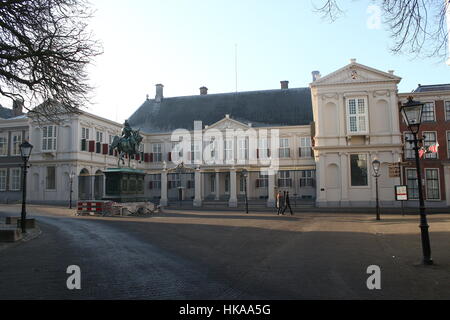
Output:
top-left (0, 205), bottom-right (449, 300)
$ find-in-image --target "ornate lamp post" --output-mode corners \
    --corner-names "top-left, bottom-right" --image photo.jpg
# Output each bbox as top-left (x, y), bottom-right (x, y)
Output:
top-left (401, 97), bottom-right (433, 265)
top-left (69, 172), bottom-right (76, 209)
top-left (19, 141), bottom-right (33, 234)
top-left (372, 159), bottom-right (381, 221)
top-left (241, 169), bottom-right (249, 214)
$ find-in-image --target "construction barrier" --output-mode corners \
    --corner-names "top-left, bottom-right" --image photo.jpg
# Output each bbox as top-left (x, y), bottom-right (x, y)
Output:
top-left (77, 201), bottom-right (113, 216)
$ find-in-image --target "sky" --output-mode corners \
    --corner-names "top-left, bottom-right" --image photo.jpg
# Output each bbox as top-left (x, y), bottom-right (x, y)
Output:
top-left (2, 0), bottom-right (450, 123)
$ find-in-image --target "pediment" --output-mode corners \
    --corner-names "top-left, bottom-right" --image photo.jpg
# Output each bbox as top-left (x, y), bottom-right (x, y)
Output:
top-left (312, 62), bottom-right (401, 87)
top-left (208, 116), bottom-right (250, 130)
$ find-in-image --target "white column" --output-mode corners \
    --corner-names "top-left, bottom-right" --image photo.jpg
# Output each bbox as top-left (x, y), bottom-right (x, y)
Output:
top-left (90, 172), bottom-right (95, 200)
top-left (215, 171), bottom-right (220, 200)
top-left (340, 153), bottom-right (350, 206)
top-left (160, 170), bottom-right (168, 207)
top-left (267, 170), bottom-right (275, 208)
top-left (229, 169), bottom-right (238, 207)
top-left (246, 170), bottom-right (252, 200)
top-left (194, 168), bottom-right (202, 207)
top-left (316, 155), bottom-right (327, 206)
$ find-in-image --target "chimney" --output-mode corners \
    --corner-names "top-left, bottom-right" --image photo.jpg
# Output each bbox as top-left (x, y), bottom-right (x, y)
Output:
top-left (388, 70), bottom-right (395, 75)
top-left (12, 99), bottom-right (24, 117)
top-left (280, 81), bottom-right (289, 89)
top-left (350, 58), bottom-right (357, 64)
top-left (311, 71), bottom-right (321, 82)
top-left (155, 84), bottom-right (164, 102)
top-left (200, 86), bottom-right (208, 95)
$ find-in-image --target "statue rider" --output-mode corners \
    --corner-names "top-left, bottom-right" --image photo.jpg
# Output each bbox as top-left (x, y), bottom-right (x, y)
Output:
top-left (121, 120), bottom-right (135, 151)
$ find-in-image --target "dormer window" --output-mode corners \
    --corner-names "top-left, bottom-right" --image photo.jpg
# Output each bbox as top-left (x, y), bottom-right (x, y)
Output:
top-left (347, 97), bottom-right (369, 135)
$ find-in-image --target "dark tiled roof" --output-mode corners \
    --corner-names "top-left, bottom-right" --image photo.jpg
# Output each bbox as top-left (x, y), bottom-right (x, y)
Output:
top-left (128, 88), bottom-right (313, 134)
top-left (414, 84), bottom-right (450, 93)
top-left (0, 105), bottom-right (14, 119)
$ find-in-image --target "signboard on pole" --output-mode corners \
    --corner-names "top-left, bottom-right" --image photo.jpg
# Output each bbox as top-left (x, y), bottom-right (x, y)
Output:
top-left (395, 185), bottom-right (408, 201)
top-left (389, 163), bottom-right (401, 178)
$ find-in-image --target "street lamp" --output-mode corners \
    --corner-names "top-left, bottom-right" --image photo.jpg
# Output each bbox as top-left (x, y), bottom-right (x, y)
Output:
top-left (372, 159), bottom-right (381, 221)
top-left (19, 141), bottom-right (33, 234)
top-left (401, 97), bottom-right (433, 265)
top-left (69, 172), bottom-right (76, 209)
top-left (241, 169), bottom-right (249, 214)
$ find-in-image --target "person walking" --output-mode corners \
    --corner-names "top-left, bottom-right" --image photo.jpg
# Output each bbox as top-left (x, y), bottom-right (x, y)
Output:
top-left (282, 191), bottom-right (294, 215)
top-left (276, 191), bottom-right (283, 215)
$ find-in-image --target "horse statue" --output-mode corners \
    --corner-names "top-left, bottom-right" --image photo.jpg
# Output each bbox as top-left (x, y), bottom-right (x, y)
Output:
top-left (110, 125), bottom-right (143, 167)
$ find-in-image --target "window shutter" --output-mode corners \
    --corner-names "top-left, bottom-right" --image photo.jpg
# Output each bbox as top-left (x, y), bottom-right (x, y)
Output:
top-left (149, 181), bottom-right (153, 190)
top-left (168, 152), bottom-right (172, 162)
top-left (135, 154), bottom-right (140, 161)
top-left (102, 144), bottom-right (108, 155)
top-left (88, 140), bottom-right (95, 152)
top-left (81, 139), bottom-right (86, 151)
top-left (256, 179), bottom-right (260, 188)
top-left (150, 153), bottom-right (154, 162)
top-left (299, 148), bottom-right (302, 158)
top-left (256, 149), bottom-right (260, 159)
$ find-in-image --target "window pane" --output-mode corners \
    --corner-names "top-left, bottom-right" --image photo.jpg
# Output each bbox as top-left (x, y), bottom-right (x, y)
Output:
top-left (407, 169), bottom-right (419, 200)
top-left (350, 154), bottom-right (368, 186)
top-left (426, 169), bottom-right (440, 200)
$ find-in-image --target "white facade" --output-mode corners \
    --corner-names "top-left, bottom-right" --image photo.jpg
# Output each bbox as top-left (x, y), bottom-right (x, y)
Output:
top-left (311, 60), bottom-right (403, 207)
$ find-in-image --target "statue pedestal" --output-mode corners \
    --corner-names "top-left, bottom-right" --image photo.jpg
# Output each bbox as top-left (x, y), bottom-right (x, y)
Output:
top-left (103, 168), bottom-right (146, 203)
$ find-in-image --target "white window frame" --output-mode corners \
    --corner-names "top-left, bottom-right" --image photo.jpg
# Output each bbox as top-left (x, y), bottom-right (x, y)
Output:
top-left (406, 168), bottom-right (419, 200)
top-left (404, 132), bottom-right (415, 160)
top-left (279, 138), bottom-right (290, 158)
top-left (11, 132), bottom-right (22, 156)
top-left (81, 127), bottom-right (90, 140)
top-left (346, 97), bottom-right (369, 135)
top-left (152, 143), bottom-right (162, 162)
top-left (10, 168), bottom-right (21, 191)
top-left (422, 102), bottom-right (436, 122)
top-left (423, 131), bottom-right (438, 159)
top-left (225, 139), bottom-right (234, 162)
top-left (238, 138), bottom-right (249, 161)
top-left (425, 168), bottom-right (441, 201)
top-left (42, 125), bottom-right (57, 152)
top-left (300, 137), bottom-right (312, 158)
top-left (96, 130), bottom-right (104, 143)
top-left (0, 134), bottom-right (8, 156)
top-left (0, 169), bottom-right (7, 191)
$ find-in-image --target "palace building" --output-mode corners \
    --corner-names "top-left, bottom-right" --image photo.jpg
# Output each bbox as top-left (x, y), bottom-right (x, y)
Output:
top-left (1, 59), bottom-right (449, 209)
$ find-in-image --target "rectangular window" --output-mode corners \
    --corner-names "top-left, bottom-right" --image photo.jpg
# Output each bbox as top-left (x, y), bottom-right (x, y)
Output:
top-left (300, 137), bottom-right (312, 158)
top-left (42, 125), bottom-right (57, 152)
top-left (149, 174), bottom-right (161, 190)
top-left (300, 170), bottom-right (316, 187)
top-left (422, 102), bottom-right (435, 122)
top-left (46, 166), bottom-right (56, 190)
top-left (425, 169), bottom-right (440, 200)
top-left (210, 175), bottom-right (215, 193)
top-left (347, 98), bottom-right (368, 134)
top-left (278, 171), bottom-right (292, 188)
top-left (81, 127), bottom-right (90, 140)
top-left (256, 172), bottom-right (268, 188)
top-left (279, 138), bottom-right (290, 158)
top-left (225, 139), bottom-right (233, 161)
top-left (447, 132), bottom-right (450, 159)
top-left (258, 137), bottom-right (269, 159)
top-left (96, 131), bottom-right (103, 143)
top-left (350, 154), bottom-right (368, 186)
top-left (10, 168), bottom-right (21, 191)
top-left (11, 132), bottom-right (22, 156)
top-left (404, 132), bottom-right (415, 160)
top-left (152, 143), bottom-right (162, 162)
top-left (406, 169), bottom-right (419, 200)
top-left (168, 173), bottom-right (181, 189)
top-left (238, 138), bottom-right (249, 161)
top-left (423, 132), bottom-right (438, 159)
top-left (0, 169), bottom-right (6, 191)
top-left (191, 141), bottom-right (202, 163)
top-left (0, 135), bottom-right (7, 156)
top-left (445, 101), bottom-right (450, 121)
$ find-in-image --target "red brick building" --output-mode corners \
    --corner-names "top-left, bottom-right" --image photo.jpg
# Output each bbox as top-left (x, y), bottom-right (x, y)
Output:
top-left (399, 84), bottom-right (450, 207)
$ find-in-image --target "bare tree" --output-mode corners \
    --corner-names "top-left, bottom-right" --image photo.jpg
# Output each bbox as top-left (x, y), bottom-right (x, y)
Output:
top-left (0, 0), bottom-right (102, 123)
top-left (314, 0), bottom-right (449, 60)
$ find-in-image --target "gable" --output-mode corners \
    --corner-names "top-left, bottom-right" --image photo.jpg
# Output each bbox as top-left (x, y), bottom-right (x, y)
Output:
top-left (311, 62), bottom-right (402, 87)
top-left (208, 116), bottom-right (250, 130)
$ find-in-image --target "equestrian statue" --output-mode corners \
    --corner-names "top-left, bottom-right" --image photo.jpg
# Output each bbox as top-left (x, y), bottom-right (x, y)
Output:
top-left (110, 120), bottom-right (144, 167)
